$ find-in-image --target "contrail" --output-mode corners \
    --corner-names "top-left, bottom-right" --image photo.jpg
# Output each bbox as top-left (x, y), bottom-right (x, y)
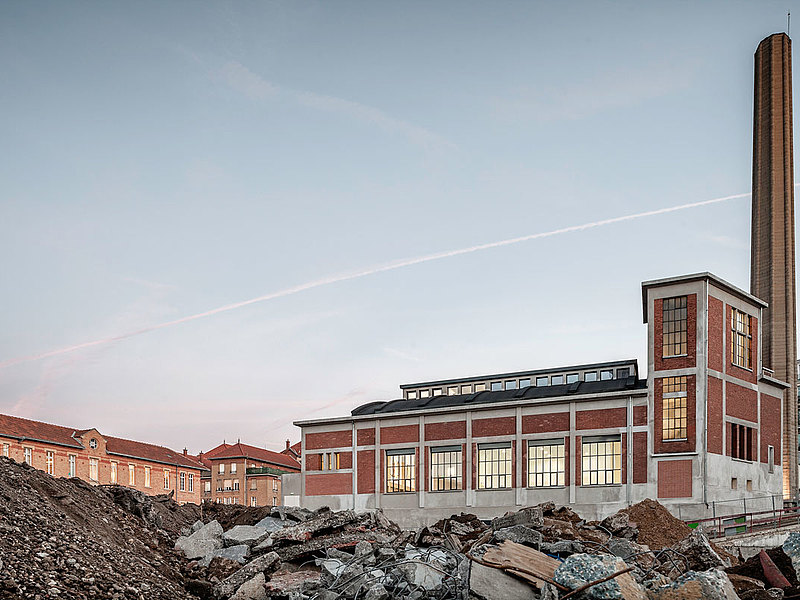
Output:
top-left (0, 190), bottom-right (751, 370)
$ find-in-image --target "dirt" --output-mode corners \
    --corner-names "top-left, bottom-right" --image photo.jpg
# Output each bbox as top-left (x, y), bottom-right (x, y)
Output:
top-left (622, 498), bottom-right (694, 550)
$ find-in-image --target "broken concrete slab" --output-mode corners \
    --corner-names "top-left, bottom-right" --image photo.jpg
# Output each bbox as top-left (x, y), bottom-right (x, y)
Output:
top-left (493, 525), bottom-right (543, 549)
top-left (253, 516), bottom-right (285, 533)
top-left (674, 531), bottom-right (727, 571)
top-left (199, 544), bottom-right (250, 568)
top-left (600, 511), bottom-right (638, 541)
top-left (222, 525), bottom-right (270, 548)
top-left (492, 507), bottom-right (544, 531)
top-left (229, 572), bottom-right (266, 600)
top-left (271, 509), bottom-right (360, 543)
top-left (213, 551), bottom-right (280, 599)
top-left (176, 520), bottom-right (224, 560)
top-left (649, 569), bottom-right (739, 600)
top-left (468, 562), bottom-right (538, 600)
top-left (554, 553), bottom-right (644, 600)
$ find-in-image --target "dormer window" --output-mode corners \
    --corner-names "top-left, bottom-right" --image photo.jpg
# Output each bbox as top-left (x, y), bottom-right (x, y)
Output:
top-left (89, 438), bottom-right (98, 449)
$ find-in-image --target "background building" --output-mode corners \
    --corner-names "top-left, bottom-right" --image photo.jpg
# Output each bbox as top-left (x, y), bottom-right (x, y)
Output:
top-left (0, 413), bottom-right (205, 504)
top-left (200, 441), bottom-right (300, 506)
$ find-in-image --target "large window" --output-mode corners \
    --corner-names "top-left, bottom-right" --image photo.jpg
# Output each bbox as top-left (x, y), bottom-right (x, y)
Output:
top-left (528, 440), bottom-right (565, 488)
top-left (731, 309), bottom-right (752, 369)
top-left (477, 443), bottom-right (512, 489)
top-left (322, 452), bottom-right (340, 471)
top-left (581, 436), bottom-right (621, 486)
top-left (662, 296), bottom-right (688, 357)
top-left (23, 447), bottom-right (32, 465)
top-left (662, 376), bottom-right (688, 440)
top-left (430, 446), bottom-right (462, 491)
top-left (89, 458), bottom-right (99, 482)
top-left (386, 450), bottom-right (415, 493)
top-left (731, 423), bottom-right (754, 461)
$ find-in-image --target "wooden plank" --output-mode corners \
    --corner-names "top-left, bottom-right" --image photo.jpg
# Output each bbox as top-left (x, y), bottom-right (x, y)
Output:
top-left (481, 540), bottom-right (562, 589)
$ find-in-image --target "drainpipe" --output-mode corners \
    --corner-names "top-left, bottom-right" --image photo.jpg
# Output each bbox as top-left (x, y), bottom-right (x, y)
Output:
top-left (702, 279), bottom-right (709, 506)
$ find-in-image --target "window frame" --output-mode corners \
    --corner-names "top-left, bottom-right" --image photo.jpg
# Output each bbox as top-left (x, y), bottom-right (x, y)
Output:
top-left (662, 295), bottom-right (688, 358)
top-left (23, 446), bottom-right (32, 465)
top-left (477, 442), bottom-right (512, 490)
top-left (527, 439), bottom-right (565, 488)
top-left (145, 466), bottom-right (151, 488)
top-left (662, 376), bottom-right (688, 441)
top-left (731, 308), bottom-right (753, 370)
top-left (110, 461), bottom-right (117, 484)
top-left (429, 445), bottom-right (463, 492)
top-left (180, 472), bottom-right (186, 492)
top-left (89, 457), bottom-right (99, 482)
top-left (128, 464), bottom-right (135, 486)
top-left (581, 435), bottom-right (622, 486)
top-left (385, 449), bottom-right (416, 493)
top-left (2, 443), bottom-right (8, 457)
top-left (46, 450), bottom-right (54, 475)
top-left (68, 454), bottom-right (76, 478)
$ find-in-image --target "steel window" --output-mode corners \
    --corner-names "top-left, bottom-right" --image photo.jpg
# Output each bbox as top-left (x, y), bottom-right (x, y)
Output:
top-left (581, 437), bottom-right (621, 485)
top-left (477, 443), bottom-right (512, 489)
top-left (430, 446), bottom-right (462, 491)
top-left (662, 296), bottom-right (688, 357)
top-left (528, 441), bottom-right (565, 487)
top-left (386, 450), bottom-right (415, 493)
top-left (662, 376), bottom-right (688, 440)
top-left (731, 309), bottom-right (752, 369)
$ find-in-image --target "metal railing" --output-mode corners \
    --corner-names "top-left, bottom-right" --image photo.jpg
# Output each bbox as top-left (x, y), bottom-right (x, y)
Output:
top-left (686, 503), bottom-right (800, 539)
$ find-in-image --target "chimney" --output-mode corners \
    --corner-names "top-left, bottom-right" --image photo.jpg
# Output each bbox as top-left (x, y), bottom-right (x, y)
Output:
top-left (285, 439), bottom-right (290, 449)
top-left (751, 32), bottom-right (798, 499)
top-left (183, 448), bottom-right (187, 456)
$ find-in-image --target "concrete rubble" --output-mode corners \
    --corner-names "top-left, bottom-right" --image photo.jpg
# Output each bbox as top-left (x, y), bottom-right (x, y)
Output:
top-left (8, 454), bottom-right (800, 599)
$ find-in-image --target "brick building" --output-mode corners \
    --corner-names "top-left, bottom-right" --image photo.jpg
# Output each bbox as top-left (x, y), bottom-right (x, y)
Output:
top-left (0, 413), bottom-right (205, 504)
top-left (199, 441), bottom-right (300, 507)
top-left (294, 273), bottom-right (787, 526)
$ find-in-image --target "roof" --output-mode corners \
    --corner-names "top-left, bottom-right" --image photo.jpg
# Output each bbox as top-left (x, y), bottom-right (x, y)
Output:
top-left (0, 413), bottom-right (84, 449)
top-left (352, 376), bottom-right (647, 416)
top-left (209, 442), bottom-right (301, 471)
top-left (281, 441), bottom-right (301, 458)
top-left (104, 436), bottom-right (205, 470)
top-left (400, 359), bottom-right (639, 389)
top-left (641, 272), bottom-right (767, 323)
top-left (0, 413), bottom-right (204, 470)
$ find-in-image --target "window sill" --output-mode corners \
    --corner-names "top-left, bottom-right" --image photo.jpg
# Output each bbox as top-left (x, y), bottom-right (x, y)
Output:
top-left (662, 354), bottom-right (688, 359)
top-left (579, 484), bottom-right (623, 488)
top-left (383, 491), bottom-right (417, 495)
top-left (476, 487), bottom-right (513, 492)
top-left (662, 438), bottom-right (688, 443)
top-left (428, 488), bottom-right (464, 493)
top-left (731, 364), bottom-right (753, 373)
top-left (526, 486), bottom-right (566, 490)
top-left (731, 458), bottom-right (754, 464)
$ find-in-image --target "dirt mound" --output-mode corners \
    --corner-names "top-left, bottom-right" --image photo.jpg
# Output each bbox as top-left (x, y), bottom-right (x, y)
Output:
top-left (621, 498), bottom-right (692, 550)
top-left (0, 456), bottom-right (197, 599)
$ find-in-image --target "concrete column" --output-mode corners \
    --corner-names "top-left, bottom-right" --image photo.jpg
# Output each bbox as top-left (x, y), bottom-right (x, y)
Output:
top-left (515, 406), bottom-right (523, 506)
top-left (569, 401), bottom-right (576, 505)
top-left (419, 414), bottom-right (425, 508)
top-left (466, 412), bottom-right (473, 507)
top-left (374, 421), bottom-right (381, 509)
top-left (351, 422), bottom-right (357, 510)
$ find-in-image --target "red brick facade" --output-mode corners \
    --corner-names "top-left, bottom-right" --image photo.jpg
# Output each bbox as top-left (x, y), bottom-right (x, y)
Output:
top-left (657, 460), bottom-right (692, 498)
top-left (707, 376), bottom-right (724, 454)
top-left (653, 375), bottom-right (696, 454)
top-left (654, 294), bottom-right (697, 371)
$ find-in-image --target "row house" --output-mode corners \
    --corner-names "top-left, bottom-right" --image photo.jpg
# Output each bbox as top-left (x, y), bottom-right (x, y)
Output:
top-left (0, 413), bottom-right (205, 504)
top-left (199, 442), bottom-right (300, 507)
top-left (295, 273), bottom-right (786, 526)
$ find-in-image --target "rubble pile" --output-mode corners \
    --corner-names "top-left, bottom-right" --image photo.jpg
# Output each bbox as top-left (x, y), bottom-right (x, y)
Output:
top-left (6, 452), bottom-right (800, 599)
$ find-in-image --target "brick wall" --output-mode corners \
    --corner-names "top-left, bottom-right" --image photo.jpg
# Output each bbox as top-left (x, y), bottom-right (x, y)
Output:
top-left (657, 460), bottom-right (692, 498)
top-left (380, 424), bottom-right (419, 445)
top-left (575, 407), bottom-right (626, 430)
top-left (306, 430), bottom-right (352, 450)
top-left (424, 421), bottom-right (466, 441)
top-left (760, 394), bottom-right (782, 465)
top-left (708, 296), bottom-right (724, 372)
top-left (357, 428), bottom-right (375, 445)
top-left (726, 382), bottom-right (758, 422)
top-left (633, 432), bottom-right (647, 483)
top-left (522, 412), bottom-right (569, 434)
top-left (356, 450), bottom-right (375, 493)
top-left (707, 376), bottom-right (723, 454)
top-left (633, 405), bottom-right (647, 426)
top-left (306, 472), bottom-right (352, 496)
top-left (472, 416), bottom-right (515, 437)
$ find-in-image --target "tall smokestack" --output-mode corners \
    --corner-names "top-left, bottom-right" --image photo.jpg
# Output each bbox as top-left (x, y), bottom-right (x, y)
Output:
top-left (751, 32), bottom-right (798, 499)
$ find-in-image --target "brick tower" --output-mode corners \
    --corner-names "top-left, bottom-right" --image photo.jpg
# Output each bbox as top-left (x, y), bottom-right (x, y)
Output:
top-left (751, 32), bottom-right (798, 499)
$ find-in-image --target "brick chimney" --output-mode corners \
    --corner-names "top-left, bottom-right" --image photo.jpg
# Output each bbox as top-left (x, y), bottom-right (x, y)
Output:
top-left (285, 439), bottom-right (290, 449)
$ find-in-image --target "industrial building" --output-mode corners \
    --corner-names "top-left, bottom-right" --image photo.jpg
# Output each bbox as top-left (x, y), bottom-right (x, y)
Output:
top-left (292, 33), bottom-right (800, 526)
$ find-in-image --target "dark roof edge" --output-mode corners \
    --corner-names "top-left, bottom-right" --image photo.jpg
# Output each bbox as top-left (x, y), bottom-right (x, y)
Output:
top-left (106, 450), bottom-right (204, 470)
top-left (399, 359), bottom-right (639, 389)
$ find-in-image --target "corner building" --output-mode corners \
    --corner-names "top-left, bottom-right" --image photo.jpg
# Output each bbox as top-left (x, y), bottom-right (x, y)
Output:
top-left (295, 273), bottom-right (786, 527)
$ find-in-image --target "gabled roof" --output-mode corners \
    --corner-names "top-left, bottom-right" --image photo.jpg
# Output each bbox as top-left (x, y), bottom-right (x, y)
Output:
top-left (281, 441), bottom-right (301, 458)
top-left (0, 413), bottom-right (84, 449)
top-left (0, 413), bottom-right (204, 470)
top-left (352, 376), bottom-right (647, 416)
top-left (210, 442), bottom-right (300, 471)
top-left (104, 435), bottom-right (205, 470)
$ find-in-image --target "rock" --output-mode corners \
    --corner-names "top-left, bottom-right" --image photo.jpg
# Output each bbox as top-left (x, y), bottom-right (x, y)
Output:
top-left (230, 573), bottom-right (266, 600)
top-left (271, 509), bottom-right (361, 542)
top-left (649, 569), bottom-right (739, 600)
top-left (252, 536), bottom-right (273, 553)
top-left (176, 520), bottom-right (224, 560)
top-left (223, 525), bottom-right (270, 548)
top-left (469, 562), bottom-right (537, 600)
top-left (205, 556), bottom-right (242, 581)
top-left (185, 579), bottom-right (214, 599)
top-left (554, 553), bottom-right (638, 599)
top-left (600, 511), bottom-right (638, 541)
top-left (213, 551), bottom-right (280, 599)
top-left (270, 506), bottom-right (313, 522)
top-left (493, 525), bottom-right (543, 549)
top-left (264, 568), bottom-right (322, 598)
top-left (492, 507), bottom-right (544, 531)
top-left (740, 589), bottom-right (784, 600)
top-left (364, 583), bottom-right (390, 600)
top-left (727, 573), bottom-right (766, 594)
top-left (606, 538), bottom-right (654, 569)
top-left (199, 544), bottom-right (250, 568)
top-left (674, 531), bottom-right (727, 571)
top-left (541, 540), bottom-right (585, 556)
top-left (191, 520), bottom-right (205, 532)
top-left (253, 516), bottom-right (286, 533)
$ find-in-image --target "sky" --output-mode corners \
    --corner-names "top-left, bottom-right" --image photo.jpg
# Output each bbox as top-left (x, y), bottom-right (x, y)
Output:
top-left (0, 1), bottom-right (797, 454)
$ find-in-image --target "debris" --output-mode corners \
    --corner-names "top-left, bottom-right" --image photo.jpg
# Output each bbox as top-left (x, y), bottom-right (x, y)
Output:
top-left (599, 512), bottom-right (638, 541)
top-left (469, 561), bottom-right (539, 600)
top-left (673, 530), bottom-right (727, 571)
top-left (223, 525), bottom-right (271, 548)
top-left (213, 551), bottom-right (280, 599)
top-left (620, 499), bottom-right (692, 550)
top-left (492, 507), bottom-right (545, 531)
top-left (553, 554), bottom-right (644, 600)
top-left (479, 540), bottom-right (563, 590)
top-left (782, 532), bottom-right (800, 579)
top-left (493, 525), bottom-right (543, 549)
top-left (727, 573), bottom-right (766, 594)
top-left (176, 520), bottom-right (224, 560)
top-left (760, 550), bottom-right (791, 589)
top-left (648, 568), bottom-right (740, 600)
